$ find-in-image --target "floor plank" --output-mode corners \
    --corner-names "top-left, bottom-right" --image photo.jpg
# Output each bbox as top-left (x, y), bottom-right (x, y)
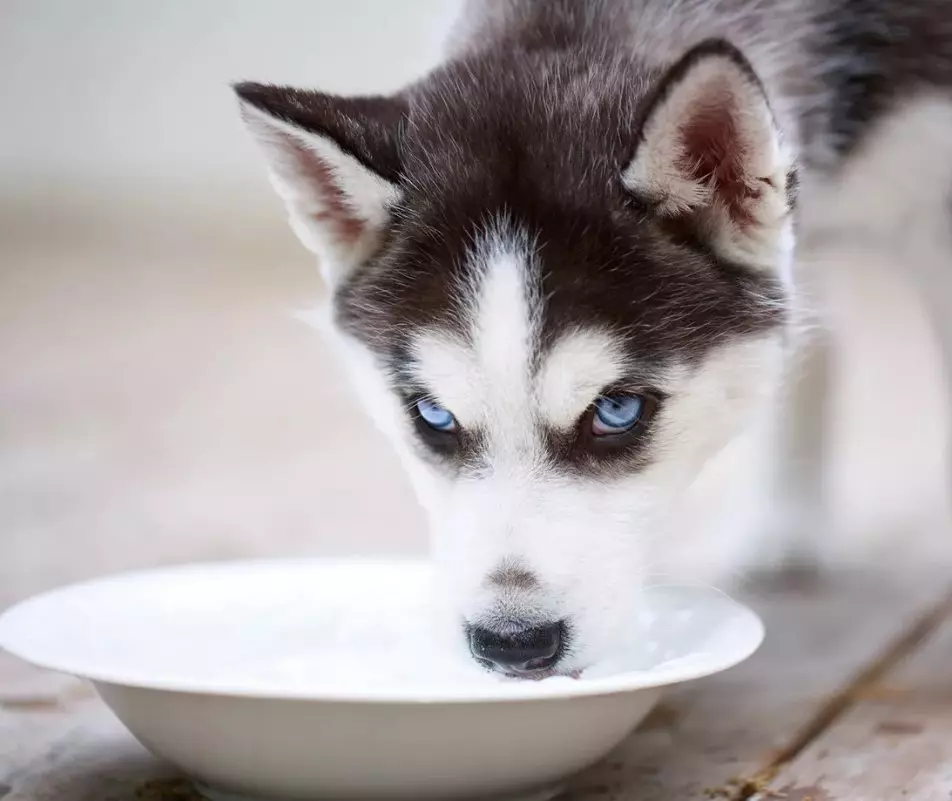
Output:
top-left (763, 600), bottom-right (952, 801)
top-left (1, 702), bottom-right (174, 801)
top-left (564, 571), bottom-right (952, 801)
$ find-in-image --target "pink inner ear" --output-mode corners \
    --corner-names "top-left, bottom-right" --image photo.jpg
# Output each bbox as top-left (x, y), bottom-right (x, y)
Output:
top-left (284, 135), bottom-right (365, 246)
top-left (678, 96), bottom-right (764, 227)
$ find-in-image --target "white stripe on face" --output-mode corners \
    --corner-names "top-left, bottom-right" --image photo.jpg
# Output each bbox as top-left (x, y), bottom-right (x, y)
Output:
top-left (410, 331), bottom-right (479, 423)
top-left (409, 224), bottom-right (539, 451)
top-left (469, 233), bottom-right (538, 449)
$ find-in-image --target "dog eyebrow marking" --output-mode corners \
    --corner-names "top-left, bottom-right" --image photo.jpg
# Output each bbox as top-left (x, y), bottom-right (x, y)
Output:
top-left (466, 224), bottom-right (541, 455)
top-left (410, 330), bottom-right (479, 422)
top-left (535, 328), bottom-right (627, 429)
top-left (469, 227), bottom-right (538, 406)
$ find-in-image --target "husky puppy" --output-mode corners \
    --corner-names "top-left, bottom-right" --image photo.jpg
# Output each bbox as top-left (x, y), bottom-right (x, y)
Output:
top-left (235, 1), bottom-right (952, 676)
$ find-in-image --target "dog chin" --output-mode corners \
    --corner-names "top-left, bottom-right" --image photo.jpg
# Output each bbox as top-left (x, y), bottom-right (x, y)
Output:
top-left (495, 667), bottom-right (584, 682)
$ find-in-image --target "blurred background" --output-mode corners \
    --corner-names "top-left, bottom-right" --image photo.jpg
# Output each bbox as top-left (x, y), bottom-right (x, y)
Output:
top-left (1, 0), bottom-right (950, 610)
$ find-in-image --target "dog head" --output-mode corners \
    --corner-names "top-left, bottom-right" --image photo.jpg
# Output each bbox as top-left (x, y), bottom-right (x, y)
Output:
top-left (236, 39), bottom-right (795, 676)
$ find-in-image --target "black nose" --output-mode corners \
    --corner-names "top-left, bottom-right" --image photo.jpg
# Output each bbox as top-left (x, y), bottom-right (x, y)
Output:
top-left (469, 622), bottom-right (564, 674)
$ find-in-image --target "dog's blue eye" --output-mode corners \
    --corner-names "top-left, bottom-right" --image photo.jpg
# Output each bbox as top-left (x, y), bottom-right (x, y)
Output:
top-left (416, 398), bottom-right (457, 432)
top-left (592, 394), bottom-right (644, 436)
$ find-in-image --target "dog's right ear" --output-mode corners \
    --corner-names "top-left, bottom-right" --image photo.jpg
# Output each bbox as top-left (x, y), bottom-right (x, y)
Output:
top-left (622, 40), bottom-right (795, 271)
top-left (234, 82), bottom-right (406, 287)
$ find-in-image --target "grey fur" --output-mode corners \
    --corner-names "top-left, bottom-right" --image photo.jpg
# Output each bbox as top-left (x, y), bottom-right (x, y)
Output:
top-left (447, 0), bottom-right (952, 166)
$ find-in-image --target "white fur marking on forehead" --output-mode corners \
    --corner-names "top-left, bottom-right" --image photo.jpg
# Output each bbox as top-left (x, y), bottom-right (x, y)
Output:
top-left (408, 225), bottom-right (540, 434)
top-left (470, 237), bottom-right (538, 408)
top-left (464, 226), bottom-right (543, 458)
top-left (536, 329), bottom-right (627, 430)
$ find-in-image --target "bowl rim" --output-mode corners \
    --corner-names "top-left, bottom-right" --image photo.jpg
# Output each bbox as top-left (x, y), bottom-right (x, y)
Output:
top-left (0, 558), bottom-right (765, 705)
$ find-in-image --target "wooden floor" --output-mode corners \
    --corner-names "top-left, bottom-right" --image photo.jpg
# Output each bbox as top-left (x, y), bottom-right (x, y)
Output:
top-left (2, 568), bottom-right (950, 801)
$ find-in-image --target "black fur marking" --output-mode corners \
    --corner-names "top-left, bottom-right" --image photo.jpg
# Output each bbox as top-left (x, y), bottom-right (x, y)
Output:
top-left (332, 44), bottom-right (786, 352)
top-left (234, 82), bottom-right (406, 183)
top-left (815, 0), bottom-right (952, 161)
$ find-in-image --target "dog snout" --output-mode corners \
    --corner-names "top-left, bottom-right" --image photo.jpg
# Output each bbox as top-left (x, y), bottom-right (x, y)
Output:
top-left (468, 621), bottom-right (565, 675)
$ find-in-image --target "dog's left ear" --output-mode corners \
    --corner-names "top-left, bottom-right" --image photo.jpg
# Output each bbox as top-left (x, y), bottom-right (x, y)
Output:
top-left (623, 40), bottom-right (796, 269)
top-left (235, 82), bottom-right (406, 287)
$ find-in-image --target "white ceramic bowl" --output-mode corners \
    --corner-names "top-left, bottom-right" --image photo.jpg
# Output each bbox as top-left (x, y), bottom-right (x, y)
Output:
top-left (0, 559), bottom-right (763, 801)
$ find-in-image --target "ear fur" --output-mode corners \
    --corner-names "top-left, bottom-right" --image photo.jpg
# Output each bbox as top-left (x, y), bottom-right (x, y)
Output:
top-left (622, 40), bottom-right (796, 269)
top-left (234, 82), bottom-right (406, 287)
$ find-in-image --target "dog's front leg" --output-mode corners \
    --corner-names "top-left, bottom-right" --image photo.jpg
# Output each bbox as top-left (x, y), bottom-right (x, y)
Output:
top-left (745, 313), bottom-right (832, 578)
